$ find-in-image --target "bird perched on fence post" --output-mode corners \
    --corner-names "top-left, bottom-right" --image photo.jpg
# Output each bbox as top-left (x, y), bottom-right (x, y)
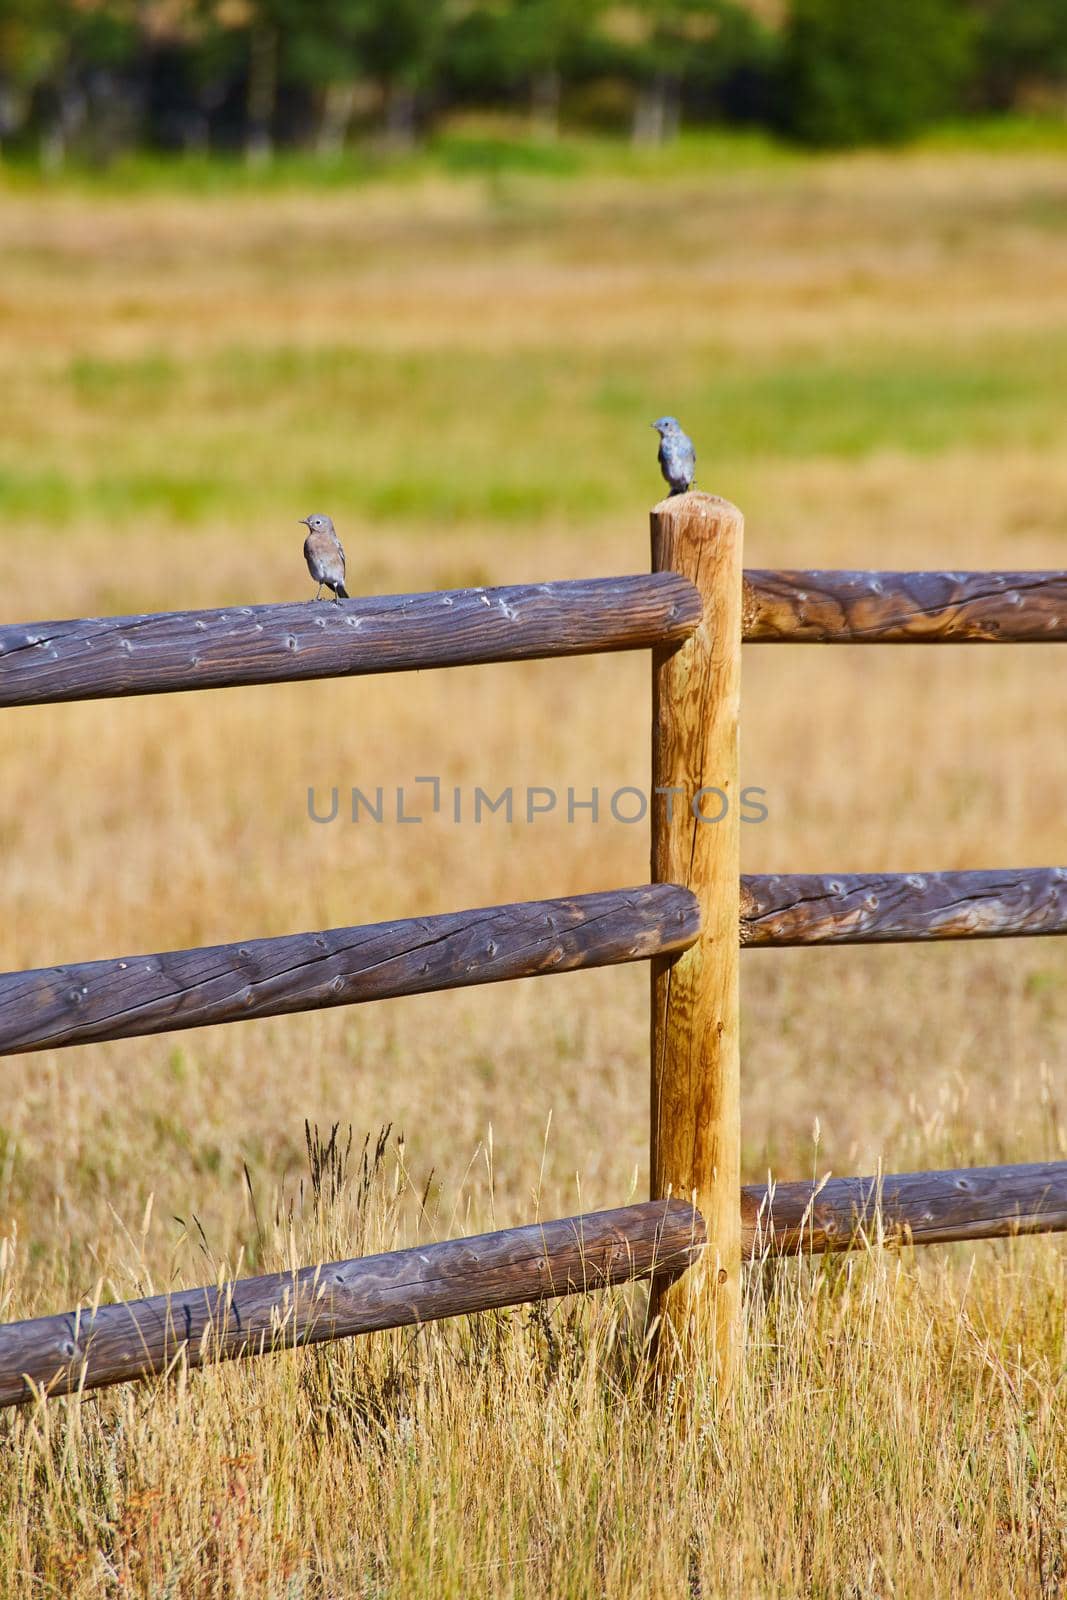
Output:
top-left (301, 514), bottom-right (349, 601)
top-left (652, 417), bottom-right (696, 496)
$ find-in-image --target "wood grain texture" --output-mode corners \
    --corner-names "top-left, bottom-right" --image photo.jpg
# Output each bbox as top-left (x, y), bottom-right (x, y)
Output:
top-left (6, 1159), bottom-right (1061, 1407)
top-left (0, 575), bottom-right (701, 707)
top-left (0, 885), bottom-right (700, 1056)
top-left (740, 868), bottom-right (1067, 946)
top-left (742, 1162), bottom-right (1067, 1257)
top-left (0, 1200), bottom-right (704, 1407)
top-left (650, 492), bottom-right (743, 1382)
top-left (743, 570), bottom-right (1067, 643)
top-left (5, 567), bottom-right (1064, 711)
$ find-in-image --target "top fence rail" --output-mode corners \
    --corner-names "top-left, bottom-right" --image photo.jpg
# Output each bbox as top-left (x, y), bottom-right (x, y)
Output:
top-left (3, 569), bottom-right (1067, 709)
top-left (744, 570), bottom-right (1067, 643)
top-left (0, 575), bottom-right (700, 709)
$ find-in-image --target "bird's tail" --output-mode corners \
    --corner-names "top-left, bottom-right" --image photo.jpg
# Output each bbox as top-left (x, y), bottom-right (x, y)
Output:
top-left (336, 581), bottom-right (349, 600)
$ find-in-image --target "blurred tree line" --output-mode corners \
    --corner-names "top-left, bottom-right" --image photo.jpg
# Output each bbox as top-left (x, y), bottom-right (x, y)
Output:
top-left (1, 0), bottom-right (1065, 165)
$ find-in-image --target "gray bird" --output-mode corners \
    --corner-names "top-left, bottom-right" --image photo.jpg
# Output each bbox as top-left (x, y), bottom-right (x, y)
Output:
top-left (301, 514), bottom-right (349, 601)
top-left (652, 417), bottom-right (696, 496)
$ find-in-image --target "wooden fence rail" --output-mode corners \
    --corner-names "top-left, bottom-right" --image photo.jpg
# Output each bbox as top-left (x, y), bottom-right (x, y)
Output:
top-left (3, 1160), bottom-right (1063, 1409)
top-left (741, 1161), bottom-right (1067, 1255)
top-left (3, 868), bottom-right (1065, 1057)
top-left (0, 885), bottom-right (699, 1056)
top-left (0, 574), bottom-right (700, 707)
top-left (740, 867), bottom-right (1067, 946)
top-left (0, 1200), bottom-right (704, 1407)
top-left (5, 568), bottom-right (1067, 709)
top-left (743, 570), bottom-right (1067, 643)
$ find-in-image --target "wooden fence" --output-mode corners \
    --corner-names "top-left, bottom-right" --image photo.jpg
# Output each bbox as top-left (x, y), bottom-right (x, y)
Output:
top-left (1, 490), bottom-right (1065, 1406)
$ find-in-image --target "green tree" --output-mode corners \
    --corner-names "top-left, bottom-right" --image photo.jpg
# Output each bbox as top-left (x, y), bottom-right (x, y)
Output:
top-left (270, 0), bottom-right (446, 150)
top-left (974, 0), bottom-right (1067, 108)
top-left (3, 0), bottom-right (141, 164)
top-left (349, 0), bottom-right (448, 144)
top-left (782, 0), bottom-right (976, 146)
top-left (621, 0), bottom-right (776, 142)
top-left (447, 0), bottom-right (599, 131)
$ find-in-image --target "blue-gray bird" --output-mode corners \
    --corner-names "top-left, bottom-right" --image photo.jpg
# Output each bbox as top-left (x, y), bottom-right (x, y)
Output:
top-left (301, 514), bottom-right (349, 601)
top-left (652, 416), bottom-right (696, 496)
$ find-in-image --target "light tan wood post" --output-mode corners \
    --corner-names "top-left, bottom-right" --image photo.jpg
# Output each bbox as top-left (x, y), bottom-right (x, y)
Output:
top-left (650, 492), bottom-right (743, 1386)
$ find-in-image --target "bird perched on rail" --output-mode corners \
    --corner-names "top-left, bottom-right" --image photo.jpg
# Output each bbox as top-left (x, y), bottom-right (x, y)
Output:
top-left (652, 416), bottom-right (696, 497)
top-left (301, 514), bottom-right (349, 601)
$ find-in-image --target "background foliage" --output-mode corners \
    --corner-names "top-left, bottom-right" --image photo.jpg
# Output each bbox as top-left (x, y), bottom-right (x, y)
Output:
top-left (1, 0), bottom-right (1067, 163)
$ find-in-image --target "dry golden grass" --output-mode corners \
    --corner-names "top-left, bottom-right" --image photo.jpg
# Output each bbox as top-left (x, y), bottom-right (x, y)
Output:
top-left (0, 144), bottom-right (1064, 1595)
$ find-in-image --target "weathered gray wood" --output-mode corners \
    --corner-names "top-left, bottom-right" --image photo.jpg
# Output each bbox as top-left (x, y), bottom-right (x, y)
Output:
top-left (743, 571), bottom-right (1067, 643)
top-left (6, 866), bottom-right (1053, 1056)
top-left (6, 569), bottom-right (1067, 712)
top-left (0, 1200), bottom-right (704, 1406)
top-left (0, 885), bottom-right (700, 1056)
top-left (0, 575), bottom-right (701, 707)
top-left (6, 568), bottom-right (1064, 711)
top-left (3, 867), bottom-right (1056, 1057)
top-left (740, 868), bottom-right (1067, 946)
top-left (742, 1162), bottom-right (1067, 1257)
top-left (4, 1160), bottom-right (1062, 1407)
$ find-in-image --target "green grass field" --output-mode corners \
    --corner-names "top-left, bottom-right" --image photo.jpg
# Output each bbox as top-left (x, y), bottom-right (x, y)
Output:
top-left (0, 135), bottom-right (1065, 1595)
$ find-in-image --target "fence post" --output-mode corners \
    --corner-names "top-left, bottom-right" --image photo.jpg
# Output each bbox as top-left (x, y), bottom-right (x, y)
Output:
top-left (650, 492), bottom-right (744, 1386)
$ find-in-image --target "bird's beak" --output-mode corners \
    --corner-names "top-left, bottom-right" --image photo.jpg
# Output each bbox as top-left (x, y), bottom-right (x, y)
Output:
top-left (298, 517), bottom-right (309, 526)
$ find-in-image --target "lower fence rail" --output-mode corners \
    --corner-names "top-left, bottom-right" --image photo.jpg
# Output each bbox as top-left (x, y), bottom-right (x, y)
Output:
top-left (2, 1161), bottom-right (1063, 1408)
top-left (742, 1160), bottom-right (1067, 1255)
top-left (0, 1200), bottom-right (704, 1407)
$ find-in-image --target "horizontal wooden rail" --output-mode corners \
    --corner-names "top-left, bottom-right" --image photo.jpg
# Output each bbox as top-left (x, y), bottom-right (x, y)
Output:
top-left (1, 867), bottom-right (1056, 1056)
top-left (743, 1161), bottom-right (1067, 1256)
top-left (740, 868), bottom-right (1067, 946)
top-left (5, 567), bottom-right (1066, 710)
top-left (0, 575), bottom-right (701, 707)
top-left (743, 571), bottom-right (1067, 643)
top-left (0, 1199), bottom-right (703, 1406)
top-left (0, 885), bottom-right (699, 1056)
top-left (3, 1160), bottom-right (1061, 1407)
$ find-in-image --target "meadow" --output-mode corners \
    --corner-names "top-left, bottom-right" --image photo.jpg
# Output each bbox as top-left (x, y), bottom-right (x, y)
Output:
top-left (0, 135), bottom-right (1065, 1595)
